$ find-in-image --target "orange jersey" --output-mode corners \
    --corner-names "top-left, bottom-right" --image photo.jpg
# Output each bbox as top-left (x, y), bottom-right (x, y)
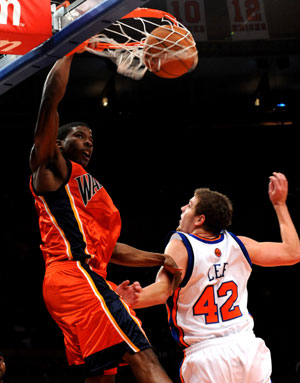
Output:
top-left (30, 160), bottom-right (121, 278)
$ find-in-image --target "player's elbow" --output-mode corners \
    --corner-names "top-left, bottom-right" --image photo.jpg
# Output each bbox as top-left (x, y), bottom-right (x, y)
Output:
top-left (280, 243), bottom-right (300, 265)
top-left (288, 248), bottom-right (300, 265)
top-left (158, 290), bottom-right (172, 305)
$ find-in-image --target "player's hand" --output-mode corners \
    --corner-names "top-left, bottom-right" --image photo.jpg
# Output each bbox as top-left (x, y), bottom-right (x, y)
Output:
top-left (115, 280), bottom-right (142, 306)
top-left (163, 255), bottom-right (182, 293)
top-left (269, 172), bottom-right (288, 206)
top-left (66, 41), bottom-right (88, 56)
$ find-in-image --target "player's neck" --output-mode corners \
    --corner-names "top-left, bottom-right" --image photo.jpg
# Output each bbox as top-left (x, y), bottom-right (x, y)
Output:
top-left (192, 229), bottom-right (217, 239)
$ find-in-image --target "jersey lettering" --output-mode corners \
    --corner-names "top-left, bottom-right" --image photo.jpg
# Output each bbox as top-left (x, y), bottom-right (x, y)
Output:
top-left (208, 262), bottom-right (228, 281)
top-left (75, 174), bottom-right (103, 206)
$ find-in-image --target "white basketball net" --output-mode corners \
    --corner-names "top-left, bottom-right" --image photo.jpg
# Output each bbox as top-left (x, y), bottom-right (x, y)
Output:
top-left (84, 8), bottom-right (198, 80)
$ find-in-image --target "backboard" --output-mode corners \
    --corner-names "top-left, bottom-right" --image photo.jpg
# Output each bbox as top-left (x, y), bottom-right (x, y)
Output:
top-left (0, 0), bottom-right (150, 95)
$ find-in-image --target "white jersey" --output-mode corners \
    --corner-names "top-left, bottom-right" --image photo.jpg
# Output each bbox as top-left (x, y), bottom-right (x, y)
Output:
top-left (166, 230), bottom-right (254, 348)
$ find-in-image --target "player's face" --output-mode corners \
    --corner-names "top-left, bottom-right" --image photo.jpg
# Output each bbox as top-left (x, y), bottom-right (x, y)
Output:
top-left (177, 195), bottom-right (199, 233)
top-left (61, 126), bottom-right (93, 168)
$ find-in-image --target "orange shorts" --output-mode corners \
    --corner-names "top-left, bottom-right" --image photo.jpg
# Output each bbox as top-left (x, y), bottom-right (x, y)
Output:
top-left (43, 261), bottom-right (151, 377)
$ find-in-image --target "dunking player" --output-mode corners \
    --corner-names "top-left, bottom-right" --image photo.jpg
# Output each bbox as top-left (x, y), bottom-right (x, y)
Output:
top-left (134, 172), bottom-right (300, 382)
top-left (29, 54), bottom-right (181, 383)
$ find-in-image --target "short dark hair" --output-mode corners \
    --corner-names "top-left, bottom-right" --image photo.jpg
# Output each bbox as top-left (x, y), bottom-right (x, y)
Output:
top-left (57, 122), bottom-right (91, 140)
top-left (194, 188), bottom-right (233, 235)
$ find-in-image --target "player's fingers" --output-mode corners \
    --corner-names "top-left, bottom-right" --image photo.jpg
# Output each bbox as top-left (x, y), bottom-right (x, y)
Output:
top-left (132, 282), bottom-right (142, 292)
top-left (275, 173), bottom-right (288, 190)
top-left (270, 173), bottom-right (283, 188)
top-left (118, 280), bottom-right (130, 289)
top-left (272, 172), bottom-right (287, 182)
top-left (66, 40), bottom-right (88, 56)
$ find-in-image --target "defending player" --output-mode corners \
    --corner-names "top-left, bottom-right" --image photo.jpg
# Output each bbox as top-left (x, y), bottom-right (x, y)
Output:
top-left (29, 54), bottom-right (181, 383)
top-left (134, 172), bottom-right (300, 383)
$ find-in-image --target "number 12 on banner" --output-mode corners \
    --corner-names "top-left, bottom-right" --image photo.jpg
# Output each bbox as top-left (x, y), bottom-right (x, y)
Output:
top-left (227, 0), bottom-right (269, 40)
top-left (166, 0), bottom-right (207, 41)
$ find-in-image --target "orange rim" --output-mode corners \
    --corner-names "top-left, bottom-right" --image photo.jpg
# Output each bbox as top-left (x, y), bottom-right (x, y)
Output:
top-left (121, 7), bottom-right (178, 25)
top-left (70, 8), bottom-right (179, 53)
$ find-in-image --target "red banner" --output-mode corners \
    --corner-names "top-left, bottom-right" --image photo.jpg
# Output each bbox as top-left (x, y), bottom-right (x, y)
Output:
top-left (166, 0), bottom-right (207, 41)
top-left (0, 0), bottom-right (52, 55)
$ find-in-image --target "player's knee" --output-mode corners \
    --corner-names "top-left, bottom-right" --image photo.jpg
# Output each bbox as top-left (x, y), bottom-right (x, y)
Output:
top-left (123, 348), bottom-right (160, 367)
top-left (123, 348), bottom-right (173, 383)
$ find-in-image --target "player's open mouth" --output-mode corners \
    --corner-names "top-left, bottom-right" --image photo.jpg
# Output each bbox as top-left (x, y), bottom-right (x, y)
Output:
top-left (83, 151), bottom-right (91, 159)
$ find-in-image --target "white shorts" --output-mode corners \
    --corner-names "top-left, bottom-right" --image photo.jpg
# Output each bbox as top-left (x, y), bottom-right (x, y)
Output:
top-left (180, 331), bottom-right (272, 383)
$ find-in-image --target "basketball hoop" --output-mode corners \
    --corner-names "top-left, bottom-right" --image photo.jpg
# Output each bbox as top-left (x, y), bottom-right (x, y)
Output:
top-left (66, 7), bottom-right (198, 80)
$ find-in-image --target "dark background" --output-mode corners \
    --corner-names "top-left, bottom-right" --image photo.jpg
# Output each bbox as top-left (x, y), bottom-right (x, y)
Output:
top-left (1, 0), bottom-right (300, 381)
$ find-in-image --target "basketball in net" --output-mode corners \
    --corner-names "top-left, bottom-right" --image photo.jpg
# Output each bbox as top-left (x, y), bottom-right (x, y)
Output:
top-left (143, 25), bottom-right (198, 79)
top-left (64, 7), bottom-right (198, 80)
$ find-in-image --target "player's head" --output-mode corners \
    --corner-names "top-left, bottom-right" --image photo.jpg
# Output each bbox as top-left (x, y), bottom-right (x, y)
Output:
top-left (177, 188), bottom-right (232, 235)
top-left (0, 352), bottom-right (6, 381)
top-left (57, 122), bottom-right (93, 168)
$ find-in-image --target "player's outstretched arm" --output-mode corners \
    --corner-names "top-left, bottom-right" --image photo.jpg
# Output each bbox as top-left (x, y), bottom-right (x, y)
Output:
top-left (111, 242), bottom-right (179, 268)
top-left (111, 243), bottom-right (165, 266)
top-left (30, 55), bottom-right (74, 175)
top-left (110, 242), bottom-right (182, 292)
top-left (239, 172), bottom-right (300, 267)
top-left (132, 238), bottom-right (187, 309)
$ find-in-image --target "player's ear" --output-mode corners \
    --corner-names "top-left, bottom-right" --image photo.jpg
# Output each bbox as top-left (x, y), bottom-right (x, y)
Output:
top-left (195, 214), bottom-right (205, 227)
top-left (56, 139), bottom-right (64, 151)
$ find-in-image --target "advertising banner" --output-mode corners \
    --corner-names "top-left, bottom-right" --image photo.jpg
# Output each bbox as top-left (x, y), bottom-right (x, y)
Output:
top-left (0, 0), bottom-right (52, 54)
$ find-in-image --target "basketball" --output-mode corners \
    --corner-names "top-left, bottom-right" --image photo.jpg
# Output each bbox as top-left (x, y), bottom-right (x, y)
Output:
top-left (143, 25), bottom-right (198, 79)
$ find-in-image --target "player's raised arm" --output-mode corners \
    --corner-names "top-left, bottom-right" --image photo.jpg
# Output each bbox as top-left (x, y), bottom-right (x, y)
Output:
top-left (30, 56), bottom-right (74, 171)
top-left (29, 55), bottom-right (74, 191)
top-left (239, 172), bottom-right (300, 266)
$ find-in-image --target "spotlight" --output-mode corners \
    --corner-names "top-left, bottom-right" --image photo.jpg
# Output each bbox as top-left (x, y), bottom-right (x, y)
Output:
top-left (254, 98), bottom-right (260, 107)
top-left (101, 97), bottom-right (109, 107)
top-left (276, 103), bottom-right (286, 108)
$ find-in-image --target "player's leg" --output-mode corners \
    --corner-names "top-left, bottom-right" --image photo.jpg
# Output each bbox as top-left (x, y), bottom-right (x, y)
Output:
top-left (123, 348), bottom-right (173, 383)
top-left (245, 336), bottom-right (272, 382)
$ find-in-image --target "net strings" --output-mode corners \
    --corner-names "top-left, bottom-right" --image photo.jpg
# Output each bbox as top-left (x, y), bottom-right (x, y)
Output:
top-left (86, 17), bottom-right (177, 79)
